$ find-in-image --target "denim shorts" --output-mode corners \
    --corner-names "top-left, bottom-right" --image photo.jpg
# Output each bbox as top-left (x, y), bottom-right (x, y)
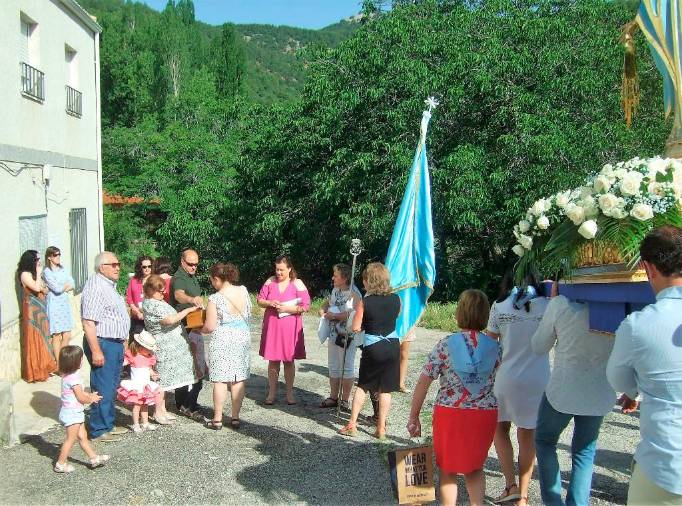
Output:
top-left (59, 407), bottom-right (85, 427)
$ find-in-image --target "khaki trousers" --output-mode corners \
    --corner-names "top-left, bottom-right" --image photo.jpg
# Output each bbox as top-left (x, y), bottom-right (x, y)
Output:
top-left (628, 462), bottom-right (682, 505)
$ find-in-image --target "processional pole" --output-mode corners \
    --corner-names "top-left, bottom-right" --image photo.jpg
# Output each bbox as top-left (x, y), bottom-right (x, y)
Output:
top-left (336, 238), bottom-right (362, 418)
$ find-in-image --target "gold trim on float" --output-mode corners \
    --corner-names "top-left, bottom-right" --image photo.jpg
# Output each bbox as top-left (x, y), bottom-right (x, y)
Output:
top-left (561, 269), bottom-right (648, 284)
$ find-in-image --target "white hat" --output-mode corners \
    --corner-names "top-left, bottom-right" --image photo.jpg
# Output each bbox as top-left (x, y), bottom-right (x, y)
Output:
top-left (133, 330), bottom-right (157, 352)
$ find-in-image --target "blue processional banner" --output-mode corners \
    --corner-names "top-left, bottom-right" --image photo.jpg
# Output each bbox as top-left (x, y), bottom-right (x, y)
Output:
top-left (385, 111), bottom-right (436, 338)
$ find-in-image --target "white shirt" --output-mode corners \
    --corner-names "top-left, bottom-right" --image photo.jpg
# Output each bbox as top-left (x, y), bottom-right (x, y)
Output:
top-left (531, 295), bottom-right (616, 416)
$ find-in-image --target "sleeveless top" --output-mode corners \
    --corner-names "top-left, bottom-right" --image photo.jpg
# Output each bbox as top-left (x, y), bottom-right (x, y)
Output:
top-left (362, 294), bottom-right (400, 336)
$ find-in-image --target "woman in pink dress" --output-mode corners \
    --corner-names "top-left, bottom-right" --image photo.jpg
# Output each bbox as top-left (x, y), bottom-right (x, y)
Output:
top-left (257, 255), bottom-right (310, 405)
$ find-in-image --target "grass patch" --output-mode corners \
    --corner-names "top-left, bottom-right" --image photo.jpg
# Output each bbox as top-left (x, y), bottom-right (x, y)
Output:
top-left (419, 302), bottom-right (458, 333)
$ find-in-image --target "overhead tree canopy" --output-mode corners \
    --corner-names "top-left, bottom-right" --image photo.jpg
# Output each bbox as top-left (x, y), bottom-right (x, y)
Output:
top-left (89, 0), bottom-right (670, 299)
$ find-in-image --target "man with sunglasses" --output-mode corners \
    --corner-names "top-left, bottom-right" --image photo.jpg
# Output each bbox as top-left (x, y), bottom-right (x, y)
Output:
top-left (81, 251), bottom-right (131, 442)
top-left (170, 249), bottom-right (206, 419)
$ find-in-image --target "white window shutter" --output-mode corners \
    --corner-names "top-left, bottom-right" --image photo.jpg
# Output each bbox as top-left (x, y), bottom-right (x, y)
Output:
top-left (20, 20), bottom-right (29, 64)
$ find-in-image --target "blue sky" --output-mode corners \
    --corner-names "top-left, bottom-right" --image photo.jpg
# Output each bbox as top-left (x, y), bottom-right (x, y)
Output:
top-left (138, 1), bottom-right (363, 29)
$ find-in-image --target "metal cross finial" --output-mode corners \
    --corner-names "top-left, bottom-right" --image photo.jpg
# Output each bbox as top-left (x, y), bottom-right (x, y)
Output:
top-left (350, 238), bottom-right (362, 256)
top-left (424, 96), bottom-right (439, 113)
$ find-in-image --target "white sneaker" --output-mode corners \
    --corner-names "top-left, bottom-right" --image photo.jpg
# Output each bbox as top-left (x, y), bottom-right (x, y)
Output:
top-left (142, 423), bottom-right (158, 431)
top-left (131, 424), bottom-right (144, 434)
top-left (54, 462), bottom-right (75, 473)
top-left (90, 454), bottom-right (110, 468)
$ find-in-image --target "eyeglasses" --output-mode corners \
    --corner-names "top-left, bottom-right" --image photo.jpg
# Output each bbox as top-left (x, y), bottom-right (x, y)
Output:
top-left (52, 253), bottom-right (61, 257)
top-left (185, 262), bottom-right (199, 267)
top-left (102, 262), bottom-right (121, 268)
top-left (142, 264), bottom-right (152, 269)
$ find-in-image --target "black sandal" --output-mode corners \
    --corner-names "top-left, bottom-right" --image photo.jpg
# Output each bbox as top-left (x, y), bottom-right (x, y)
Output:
top-left (205, 420), bottom-right (223, 431)
top-left (230, 418), bottom-right (241, 430)
top-left (319, 397), bottom-right (338, 408)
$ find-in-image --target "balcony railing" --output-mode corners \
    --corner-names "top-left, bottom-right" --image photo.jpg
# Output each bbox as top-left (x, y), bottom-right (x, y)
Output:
top-left (20, 62), bottom-right (44, 101)
top-left (65, 85), bottom-right (82, 117)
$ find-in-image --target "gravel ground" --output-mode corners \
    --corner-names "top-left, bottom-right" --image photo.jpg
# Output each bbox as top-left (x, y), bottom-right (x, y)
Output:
top-left (0, 317), bottom-right (637, 505)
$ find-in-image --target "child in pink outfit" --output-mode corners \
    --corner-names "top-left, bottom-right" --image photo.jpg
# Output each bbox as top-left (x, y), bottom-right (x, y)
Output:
top-left (116, 331), bottom-right (161, 433)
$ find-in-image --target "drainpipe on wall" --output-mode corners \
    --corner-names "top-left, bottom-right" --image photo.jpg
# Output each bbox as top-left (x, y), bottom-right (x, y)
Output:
top-left (94, 30), bottom-right (104, 251)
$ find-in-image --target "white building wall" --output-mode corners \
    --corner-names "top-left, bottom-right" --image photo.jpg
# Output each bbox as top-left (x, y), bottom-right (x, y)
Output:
top-left (0, 0), bottom-right (98, 162)
top-left (0, 0), bottom-right (102, 381)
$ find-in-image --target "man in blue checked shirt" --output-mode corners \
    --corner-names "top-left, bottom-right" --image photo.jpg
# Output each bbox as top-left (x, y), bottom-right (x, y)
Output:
top-left (81, 251), bottom-right (131, 442)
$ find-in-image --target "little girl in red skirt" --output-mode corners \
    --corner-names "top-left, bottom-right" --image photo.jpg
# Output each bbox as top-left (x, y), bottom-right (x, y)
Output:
top-left (408, 289), bottom-right (501, 506)
top-left (117, 331), bottom-right (161, 433)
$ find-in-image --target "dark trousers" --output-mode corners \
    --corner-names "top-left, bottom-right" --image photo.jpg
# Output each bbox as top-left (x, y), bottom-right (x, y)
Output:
top-left (84, 337), bottom-right (124, 438)
top-left (175, 380), bottom-right (203, 411)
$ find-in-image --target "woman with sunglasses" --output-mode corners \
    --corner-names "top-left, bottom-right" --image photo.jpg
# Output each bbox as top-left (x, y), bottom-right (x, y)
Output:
top-left (17, 249), bottom-right (56, 382)
top-left (42, 246), bottom-right (75, 366)
top-left (126, 255), bottom-right (154, 340)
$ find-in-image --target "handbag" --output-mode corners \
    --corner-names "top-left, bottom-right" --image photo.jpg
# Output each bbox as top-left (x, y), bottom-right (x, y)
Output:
top-left (318, 317), bottom-right (330, 344)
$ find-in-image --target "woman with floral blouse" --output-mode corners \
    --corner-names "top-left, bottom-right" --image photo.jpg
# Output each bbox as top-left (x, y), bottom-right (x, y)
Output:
top-left (408, 289), bottom-right (502, 506)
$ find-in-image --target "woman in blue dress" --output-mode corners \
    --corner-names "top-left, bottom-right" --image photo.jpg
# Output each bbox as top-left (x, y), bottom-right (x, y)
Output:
top-left (42, 246), bottom-right (75, 365)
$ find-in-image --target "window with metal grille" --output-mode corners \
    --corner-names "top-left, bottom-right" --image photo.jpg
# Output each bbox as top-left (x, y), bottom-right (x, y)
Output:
top-left (19, 214), bottom-right (48, 257)
top-left (20, 14), bottom-right (43, 102)
top-left (69, 208), bottom-right (88, 293)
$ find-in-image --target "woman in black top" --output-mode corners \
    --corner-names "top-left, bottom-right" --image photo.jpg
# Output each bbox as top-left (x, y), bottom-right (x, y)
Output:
top-left (339, 262), bottom-right (400, 440)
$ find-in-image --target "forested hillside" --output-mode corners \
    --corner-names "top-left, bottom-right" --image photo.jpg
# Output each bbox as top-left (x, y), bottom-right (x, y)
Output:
top-left (86, 0), bottom-right (670, 299)
top-left (79, 0), bottom-right (359, 104)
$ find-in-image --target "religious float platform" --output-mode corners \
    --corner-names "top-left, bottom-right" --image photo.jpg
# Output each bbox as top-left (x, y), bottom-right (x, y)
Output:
top-left (558, 264), bottom-right (653, 333)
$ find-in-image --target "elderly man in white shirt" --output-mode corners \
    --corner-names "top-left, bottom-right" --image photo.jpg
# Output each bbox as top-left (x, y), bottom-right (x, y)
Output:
top-left (607, 226), bottom-right (682, 505)
top-left (531, 288), bottom-right (616, 506)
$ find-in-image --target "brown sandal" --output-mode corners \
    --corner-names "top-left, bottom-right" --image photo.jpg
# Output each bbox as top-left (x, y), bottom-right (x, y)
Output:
top-left (319, 397), bottom-right (338, 408)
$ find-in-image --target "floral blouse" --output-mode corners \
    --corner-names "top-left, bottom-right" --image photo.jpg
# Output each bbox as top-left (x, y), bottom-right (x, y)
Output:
top-left (422, 330), bottom-right (502, 409)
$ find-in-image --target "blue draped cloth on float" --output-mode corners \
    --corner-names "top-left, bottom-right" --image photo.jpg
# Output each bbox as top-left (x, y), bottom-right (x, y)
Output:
top-left (637, 0), bottom-right (682, 123)
top-left (385, 110), bottom-right (436, 340)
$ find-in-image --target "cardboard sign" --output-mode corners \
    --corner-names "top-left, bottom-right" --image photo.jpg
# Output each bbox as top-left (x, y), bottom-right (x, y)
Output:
top-left (388, 445), bottom-right (436, 504)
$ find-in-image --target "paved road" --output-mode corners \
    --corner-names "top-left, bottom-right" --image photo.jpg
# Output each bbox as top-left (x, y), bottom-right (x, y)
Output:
top-left (0, 316), bottom-right (637, 504)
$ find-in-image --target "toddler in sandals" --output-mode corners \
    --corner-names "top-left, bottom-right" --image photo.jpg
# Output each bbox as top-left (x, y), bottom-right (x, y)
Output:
top-left (116, 331), bottom-right (161, 433)
top-left (55, 345), bottom-right (109, 473)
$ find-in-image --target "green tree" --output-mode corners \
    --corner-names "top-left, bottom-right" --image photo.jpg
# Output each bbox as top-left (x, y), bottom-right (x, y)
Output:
top-left (211, 23), bottom-right (245, 98)
top-left (228, 0), bottom-right (669, 297)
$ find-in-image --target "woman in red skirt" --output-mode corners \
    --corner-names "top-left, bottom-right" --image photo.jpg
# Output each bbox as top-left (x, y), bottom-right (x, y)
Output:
top-left (408, 289), bottom-right (501, 506)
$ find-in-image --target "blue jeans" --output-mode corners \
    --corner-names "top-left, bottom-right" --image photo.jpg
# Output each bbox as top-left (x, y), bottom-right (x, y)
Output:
top-left (84, 337), bottom-right (124, 438)
top-left (534, 394), bottom-right (604, 506)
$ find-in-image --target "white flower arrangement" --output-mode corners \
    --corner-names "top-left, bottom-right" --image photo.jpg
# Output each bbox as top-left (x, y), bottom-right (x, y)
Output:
top-left (512, 156), bottom-right (682, 258)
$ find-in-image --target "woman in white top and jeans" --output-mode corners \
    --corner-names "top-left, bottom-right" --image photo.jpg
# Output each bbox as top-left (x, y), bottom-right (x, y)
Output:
top-left (486, 271), bottom-right (550, 505)
top-left (531, 288), bottom-right (616, 506)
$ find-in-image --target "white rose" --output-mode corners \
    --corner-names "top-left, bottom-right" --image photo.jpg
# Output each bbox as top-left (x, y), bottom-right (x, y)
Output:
top-left (648, 182), bottom-right (666, 197)
top-left (598, 193), bottom-right (619, 213)
top-left (647, 157), bottom-right (668, 178)
top-left (555, 191), bottom-right (570, 208)
top-left (565, 203), bottom-right (586, 225)
top-left (518, 234), bottom-right (533, 250)
top-left (530, 199), bottom-right (549, 216)
top-left (578, 219), bottom-right (598, 239)
top-left (512, 244), bottom-right (525, 257)
top-left (580, 196), bottom-right (599, 218)
top-left (611, 206), bottom-right (628, 219)
top-left (536, 215), bottom-right (550, 230)
top-left (620, 172), bottom-right (644, 196)
top-left (593, 175), bottom-right (611, 193)
top-left (579, 186), bottom-right (594, 199)
top-left (614, 168), bottom-right (628, 180)
top-left (630, 202), bottom-right (654, 221)
top-left (518, 220), bottom-right (531, 233)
